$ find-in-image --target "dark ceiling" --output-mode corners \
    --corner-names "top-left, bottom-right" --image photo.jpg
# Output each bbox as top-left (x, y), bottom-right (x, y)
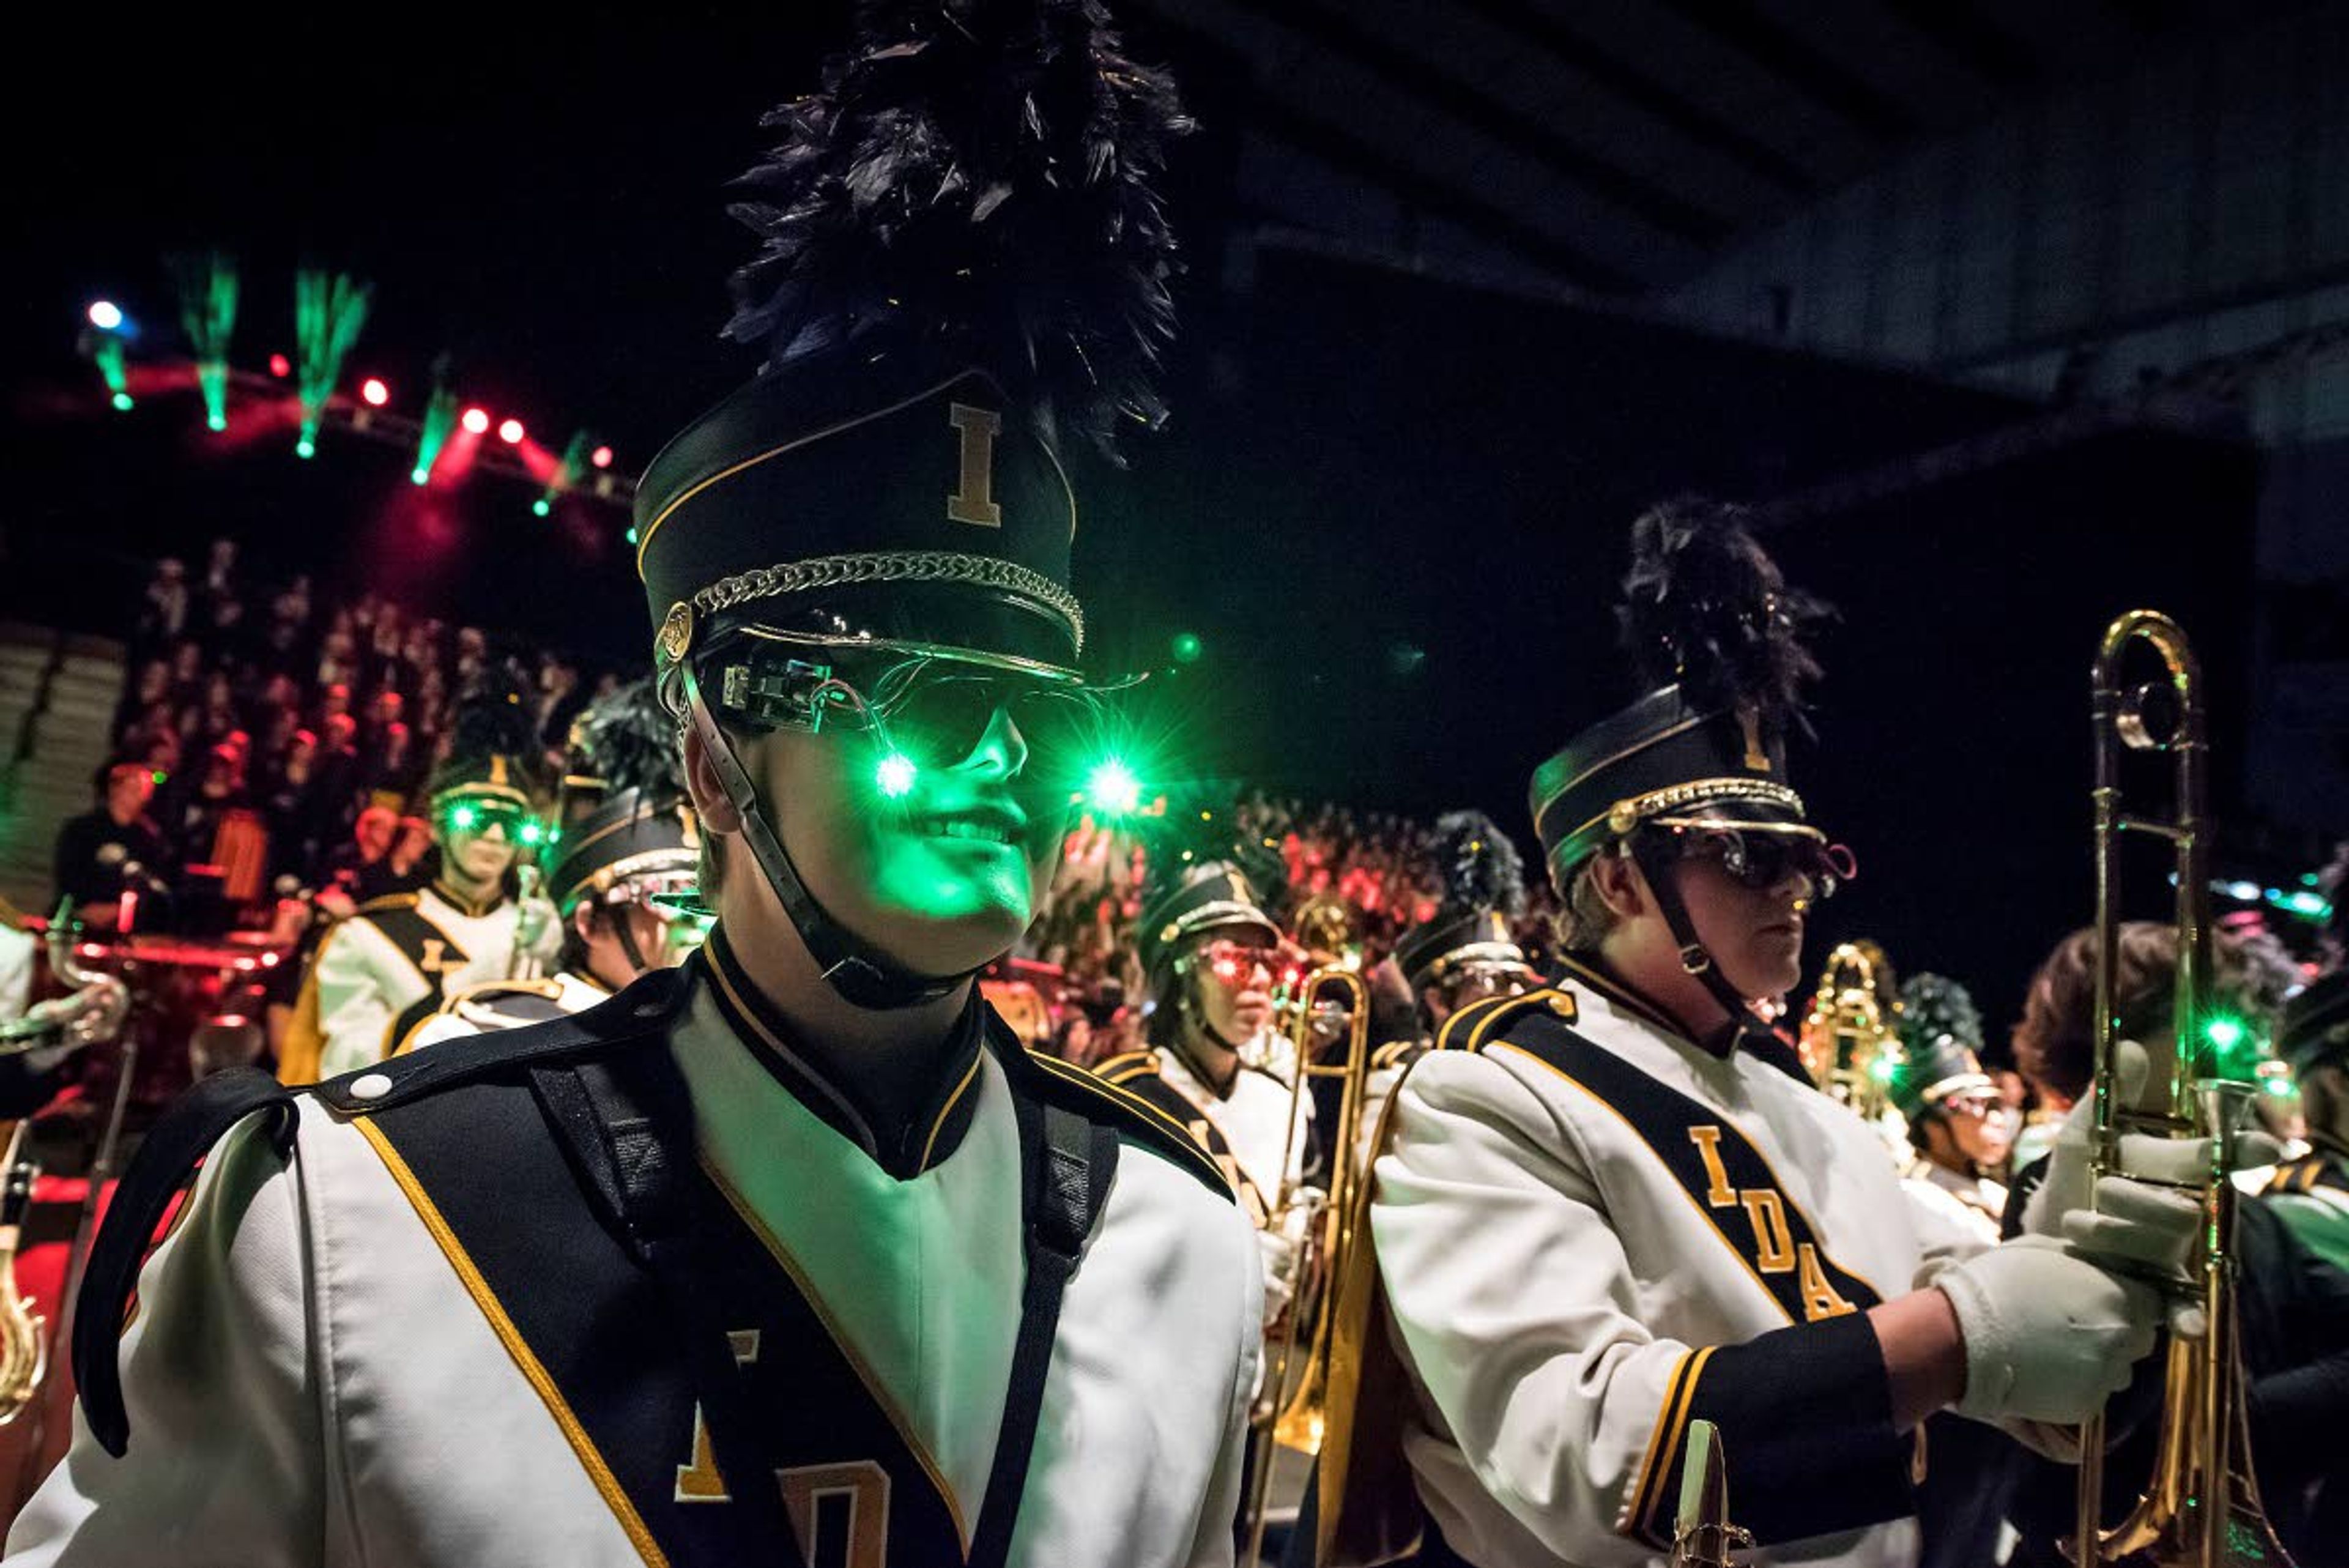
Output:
top-left (1133, 0), bottom-right (2318, 298)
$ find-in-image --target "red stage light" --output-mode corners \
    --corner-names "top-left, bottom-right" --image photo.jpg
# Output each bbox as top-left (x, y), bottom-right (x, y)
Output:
top-left (498, 418), bottom-right (525, 445)
top-left (591, 445), bottom-right (614, 469)
top-left (268, 353), bottom-right (291, 378)
top-left (461, 407), bottom-right (491, 435)
top-left (360, 377), bottom-right (390, 407)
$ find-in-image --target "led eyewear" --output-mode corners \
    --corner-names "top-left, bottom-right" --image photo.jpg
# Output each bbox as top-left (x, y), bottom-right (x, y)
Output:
top-left (1667, 825), bottom-right (1855, 898)
top-left (722, 648), bottom-right (1117, 783)
top-left (1180, 938), bottom-right (1293, 992)
top-left (442, 799), bottom-right (551, 847)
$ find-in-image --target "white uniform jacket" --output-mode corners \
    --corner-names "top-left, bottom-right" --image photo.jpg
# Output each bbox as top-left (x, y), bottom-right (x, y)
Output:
top-left (11, 931), bottom-right (1263, 1568)
top-left (398, 969), bottom-right (612, 1054)
top-left (1360, 961), bottom-right (1984, 1568)
top-left (302, 883), bottom-right (521, 1080)
top-left (1094, 1046), bottom-right (1312, 1222)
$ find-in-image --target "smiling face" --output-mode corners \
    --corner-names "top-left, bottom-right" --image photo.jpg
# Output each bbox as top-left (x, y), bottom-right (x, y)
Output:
top-left (721, 705), bottom-right (1068, 978)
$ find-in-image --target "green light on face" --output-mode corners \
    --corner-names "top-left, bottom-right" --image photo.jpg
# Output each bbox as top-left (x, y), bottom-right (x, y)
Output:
top-left (449, 803), bottom-right (478, 832)
top-left (875, 752), bottom-right (918, 799)
top-left (519, 821), bottom-right (545, 847)
top-left (1085, 758), bottom-right (1142, 817)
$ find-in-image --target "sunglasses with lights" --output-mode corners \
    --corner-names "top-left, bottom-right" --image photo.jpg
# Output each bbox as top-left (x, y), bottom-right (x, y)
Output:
top-left (1658, 824), bottom-right (1857, 898)
top-left (441, 798), bottom-right (551, 848)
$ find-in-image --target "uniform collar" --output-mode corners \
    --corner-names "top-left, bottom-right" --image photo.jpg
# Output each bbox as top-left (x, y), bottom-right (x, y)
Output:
top-left (1554, 950), bottom-right (1773, 1066)
top-left (699, 926), bottom-right (987, 1181)
top-left (428, 879), bottom-right (507, 919)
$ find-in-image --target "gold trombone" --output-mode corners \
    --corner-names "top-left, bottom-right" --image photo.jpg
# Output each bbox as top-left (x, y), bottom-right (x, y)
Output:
top-left (1241, 965), bottom-right (1373, 1567)
top-left (1796, 940), bottom-right (1901, 1125)
top-left (2069, 610), bottom-right (2293, 1567)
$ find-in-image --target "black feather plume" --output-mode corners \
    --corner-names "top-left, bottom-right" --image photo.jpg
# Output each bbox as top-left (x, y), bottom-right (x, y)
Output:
top-left (1432, 809), bottom-right (1525, 918)
top-left (1897, 973), bottom-right (1984, 1056)
top-left (575, 679), bottom-right (684, 800)
top-left (431, 659), bottom-right (546, 800)
top-left (1143, 782), bottom-right (1286, 913)
top-left (722, 0), bottom-right (1192, 463)
top-left (1617, 497), bottom-right (1830, 736)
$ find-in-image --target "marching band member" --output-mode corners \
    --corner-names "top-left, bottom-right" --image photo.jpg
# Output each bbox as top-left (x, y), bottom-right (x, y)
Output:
top-left (2265, 970), bottom-right (2349, 1271)
top-left (1099, 816), bottom-right (1314, 1331)
top-left (1315, 501), bottom-right (2196, 1568)
top-left (10, 7), bottom-right (1261, 1564)
top-left (1889, 973), bottom-right (2011, 1247)
top-left (274, 676), bottom-right (556, 1083)
top-left (402, 680), bottom-right (706, 1049)
top-left (1361, 811), bottom-right (1538, 1162)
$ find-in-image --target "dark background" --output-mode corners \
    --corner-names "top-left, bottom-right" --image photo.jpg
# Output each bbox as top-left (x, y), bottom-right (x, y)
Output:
top-left (0, 8), bottom-right (2269, 1014)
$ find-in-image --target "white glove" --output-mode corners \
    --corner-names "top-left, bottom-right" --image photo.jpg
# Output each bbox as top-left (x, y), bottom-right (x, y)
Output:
top-left (1936, 1235), bottom-right (2160, 1425)
top-left (1256, 1225), bottom-right (1301, 1332)
top-left (2022, 1039), bottom-right (2280, 1306)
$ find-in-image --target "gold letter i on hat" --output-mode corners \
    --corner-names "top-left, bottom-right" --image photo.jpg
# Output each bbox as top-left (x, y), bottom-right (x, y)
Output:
top-left (947, 403), bottom-right (1004, 528)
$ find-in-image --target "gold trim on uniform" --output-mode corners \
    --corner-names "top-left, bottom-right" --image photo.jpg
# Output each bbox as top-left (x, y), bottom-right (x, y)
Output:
top-left (355, 1119), bottom-right (669, 1568)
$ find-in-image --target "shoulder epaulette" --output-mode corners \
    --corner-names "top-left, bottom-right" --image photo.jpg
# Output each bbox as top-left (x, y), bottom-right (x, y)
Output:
top-left (2267, 1153), bottom-right (2349, 1197)
top-left (311, 966), bottom-right (690, 1118)
top-left (354, 891), bottom-right (422, 916)
top-left (1436, 988), bottom-right (1579, 1055)
top-left (1021, 1050), bottom-right (1235, 1203)
top-left (1371, 1038), bottom-right (1427, 1073)
top-left (1089, 1049), bottom-right (1160, 1087)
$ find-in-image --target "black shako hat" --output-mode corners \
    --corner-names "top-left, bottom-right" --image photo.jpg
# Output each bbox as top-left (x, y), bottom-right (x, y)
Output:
top-left (1138, 792), bottom-right (1283, 979)
top-left (636, 0), bottom-right (1190, 692)
top-left (1890, 972), bottom-right (1995, 1121)
top-left (546, 680), bottom-right (697, 913)
top-left (428, 663), bottom-right (545, 811)
top-left (1529, 498), bottom-right (1831, 883)
top-left (1393, 811), bottom-right (1530, 992)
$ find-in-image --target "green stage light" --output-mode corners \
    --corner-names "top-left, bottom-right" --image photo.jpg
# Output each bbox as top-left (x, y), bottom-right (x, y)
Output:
top-left (295, 437), bottom-right (316, 459)
top-left (532, 499), bottom-right (552, 518)
top-left (111, 392), bottom-right (134, 412)
top-left (875, 752), bottom-right (918, 800)
top-left (1085, 759), bottom-right (1142, 817)
top-left (411, 467), bottom-right (431, 486)
top-left (625, 526), bottom-right (639, 546)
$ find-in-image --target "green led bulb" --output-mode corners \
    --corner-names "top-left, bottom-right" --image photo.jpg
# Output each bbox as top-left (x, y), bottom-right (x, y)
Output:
top-left (450, 803), bottom-right (478, 831)
top-left (875, 752), bottom-right (918, 800)
top-left (1085, 758), bottom-right (1141, 817)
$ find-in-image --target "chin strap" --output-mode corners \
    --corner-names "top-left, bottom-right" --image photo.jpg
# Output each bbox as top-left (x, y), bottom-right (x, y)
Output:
top-left (610, 906), bottom-right (653, 981)
top-left (1622, 828), bottom-right (1775, 1046)
top-left (683, 666), bottom-right (969, 1011)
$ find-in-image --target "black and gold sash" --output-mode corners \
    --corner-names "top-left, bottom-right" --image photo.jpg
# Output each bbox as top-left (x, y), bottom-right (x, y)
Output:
top-left (1470, 998), bottom-right (1882, 1325)
top-left (364, 898), bottom-right (477, 1053)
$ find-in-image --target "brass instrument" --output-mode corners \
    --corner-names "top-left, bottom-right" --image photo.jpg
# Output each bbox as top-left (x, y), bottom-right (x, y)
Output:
top-left (1669, 1420), bottom-right (1751, 1568)
top-left (0, 904), bottom-right (130, 1428)
top-left (1796, 940), bottom-right (1901, 1125)
top-left (2069, 611), bottom-right (2293, 1567)
top-left (1241, 966), bottom-right (1373, 1568)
